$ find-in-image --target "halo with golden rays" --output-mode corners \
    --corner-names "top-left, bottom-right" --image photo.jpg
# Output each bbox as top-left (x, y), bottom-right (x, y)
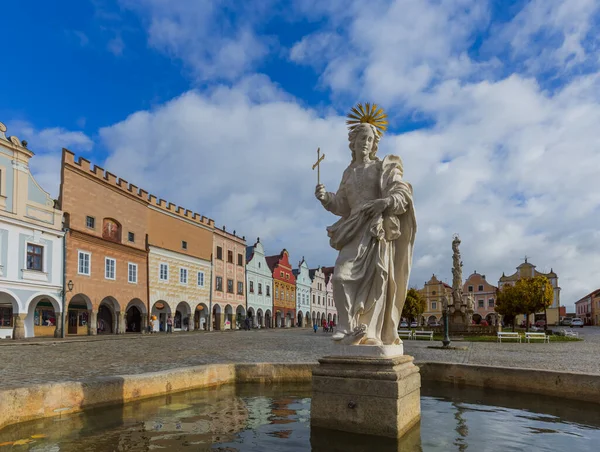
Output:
top-left (346, 102), bottom-right (388, 136)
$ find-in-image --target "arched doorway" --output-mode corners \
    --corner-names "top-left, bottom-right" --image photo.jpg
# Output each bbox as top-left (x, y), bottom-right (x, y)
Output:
top-left (256, 309), bottom-right (263, 328)
top-left (305, 312), bottom-right (310, 327)
top-left (332, 314), bottom-right (337, 326)
top-left (194, 303), bottom-right (209, 331)
top-left (275, 311), bottom-right (283, 328)
top-left (297, 311), bottom-right (303, 327)
top-left (175, 301), bottom-right (192, 331)
top-left (286, 312), bottom-right (292, 328)
top-left (486, 313), bottom-right (496, 326)
top-left (67, 294), bottom-right (92, 336)
top-left (312, 311), bottom-right (316, 327)
top-left (213, 304), bottom-right (222, 330)
top-left (224, 305), bottom-right (233, 330)
top-left (98, 297), bottom-right (119, 334)
top-left (247, 308), bottom-right (255, 328)
top-left (26, 295), bottom-right (61, 338)
top-left (0, 291), bottom-right (20, 339)
top-left (235, 305), bottom-right (246, 329)
top-left (151, 300), bottom-right (171, 332)
top-left (472, 313), bottom-right (482, 325)
top-left (327, 313), bottom-right (332, 323)
top-left (125, 299), bottom-right (146, 333)
top-left (317, 312), bottom-right (321, 326)
top-left (428, 315), bottom-right (437, 325)
top-left (265, 309), bottom-right (271, 328)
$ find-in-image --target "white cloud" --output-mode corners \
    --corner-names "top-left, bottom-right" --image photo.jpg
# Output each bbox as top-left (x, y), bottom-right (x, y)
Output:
top-left (7, 121), bottom-right (93, 198)
top-left (291, 0), bottom-right (490, 105)
top-left (484, 0), bottom-right (600, 74)
top-left (120, 0), bottom-right (274, 81)
top-left (107, 35), bottom-right (125, 56)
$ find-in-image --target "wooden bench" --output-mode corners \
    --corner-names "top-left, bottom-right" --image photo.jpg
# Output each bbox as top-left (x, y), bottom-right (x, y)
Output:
top-left (525, 332), bottom-right (550, 343)
top-left (397, 329), bottom-right (413, 340)
top-left (497, 331), bottom-right (521, 343)
top-left (414, 330), bottom-right (433, 341)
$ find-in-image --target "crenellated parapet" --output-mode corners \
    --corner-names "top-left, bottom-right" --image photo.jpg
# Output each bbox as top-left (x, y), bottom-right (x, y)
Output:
top-left (62, 148), bottom-right (214, 228)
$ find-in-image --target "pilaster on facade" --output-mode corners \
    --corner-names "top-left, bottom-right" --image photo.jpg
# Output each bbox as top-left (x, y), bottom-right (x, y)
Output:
top-left (211, 226), bottom-right (247, 330)
top-left (0, 122), bottom-right (64, 339)
top-left (245, 238), bottom-right (273, 328)
top-left (266, 249), bottom-right (296, 328)
top-left (293, 257), bottom-right (312, 327)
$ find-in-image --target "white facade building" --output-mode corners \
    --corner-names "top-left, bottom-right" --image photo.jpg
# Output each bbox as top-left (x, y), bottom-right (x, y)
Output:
top-left (324, 267), bottom-right (338, 325)
top-left (309, 267), bottom-right (327, 328)
top-left (293, 258), bottom-right (311, 327)
top-left (0, 122), bottom-right (65, 339)
top-left (245, 238), bottom-right (273, 328)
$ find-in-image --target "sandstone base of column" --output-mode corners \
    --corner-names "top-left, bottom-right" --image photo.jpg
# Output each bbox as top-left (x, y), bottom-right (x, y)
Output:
top-left (311, 354), bottom-right (421, 439)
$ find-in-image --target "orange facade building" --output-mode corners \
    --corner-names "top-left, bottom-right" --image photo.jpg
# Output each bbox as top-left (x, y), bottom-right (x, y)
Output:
top-left (211, 227), bottom-right (246, 330)
top-left (60, 150), bottom-right (149, 335)
top-left (60, 149), bottom-right (215, 335)
top-left (266, 249), bottom-right (296, 328)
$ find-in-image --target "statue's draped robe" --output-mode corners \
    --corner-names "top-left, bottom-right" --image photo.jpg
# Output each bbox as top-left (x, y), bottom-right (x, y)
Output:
top-left (324, 155), bottom-right (417, 345)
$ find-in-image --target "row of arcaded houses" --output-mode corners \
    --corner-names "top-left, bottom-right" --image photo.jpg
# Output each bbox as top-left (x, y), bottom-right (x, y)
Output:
top-left (0, 122), bottom-right (337, 339)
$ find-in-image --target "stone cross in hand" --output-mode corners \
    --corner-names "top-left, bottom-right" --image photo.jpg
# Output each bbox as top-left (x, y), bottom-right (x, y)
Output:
top-left (312, 147), bottom-right (325, 185)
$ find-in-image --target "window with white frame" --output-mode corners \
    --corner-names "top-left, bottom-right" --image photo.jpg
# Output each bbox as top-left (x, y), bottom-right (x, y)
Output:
top-left (159, 263), bottom-right (168, 281)
top-left (105, 257), bottom-right (116, 280)
top-left (26, 243), bottom-right (44, 271)
top-left (128, 263), bottom-right (138, 283)
top-left (78, 251), bottom-right (91, 275)
top-left (180, 268), bottom-right (188, 284)
top-left (197, 271), bottom-right (204, 287)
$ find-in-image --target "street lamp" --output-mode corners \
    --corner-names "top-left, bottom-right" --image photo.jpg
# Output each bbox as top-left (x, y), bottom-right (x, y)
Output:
top-left (61, 279), bottom-right (74, 297)
top-left (442, 295), bottom-right (451, 347)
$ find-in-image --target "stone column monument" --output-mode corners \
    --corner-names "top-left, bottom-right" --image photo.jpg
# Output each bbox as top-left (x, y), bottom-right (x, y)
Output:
top-left (312, 103), bottom-right (420, 438)
top-left (449, 235), bottom-right (469, 331)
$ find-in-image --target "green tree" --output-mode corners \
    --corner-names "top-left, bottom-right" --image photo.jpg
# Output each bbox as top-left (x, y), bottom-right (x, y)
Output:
top-left (517, 276), bottom-right (554, 331)
top-left (495, 284), bottom-right (522, 331)
top-left (403, 288), bottom-right (427, 324)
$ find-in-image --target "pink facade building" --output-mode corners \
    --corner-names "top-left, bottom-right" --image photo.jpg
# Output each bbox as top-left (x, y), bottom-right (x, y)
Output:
top-left (463, 272), bottom-right (498, 325)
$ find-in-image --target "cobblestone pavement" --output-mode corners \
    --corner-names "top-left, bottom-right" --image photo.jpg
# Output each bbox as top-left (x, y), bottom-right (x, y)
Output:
top-left (0, 327), bottom-right (599, 389)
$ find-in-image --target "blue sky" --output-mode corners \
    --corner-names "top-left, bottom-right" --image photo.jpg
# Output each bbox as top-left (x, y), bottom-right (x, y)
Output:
top-left (2, 0), bottom-right (600, 308)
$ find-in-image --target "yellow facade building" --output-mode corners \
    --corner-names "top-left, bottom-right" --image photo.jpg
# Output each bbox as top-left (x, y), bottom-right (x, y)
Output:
top-left (418, 274), bottom-right (453, 325)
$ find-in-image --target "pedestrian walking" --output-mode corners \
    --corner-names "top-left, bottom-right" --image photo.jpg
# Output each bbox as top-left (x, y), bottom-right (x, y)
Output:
top-left (166, 314), bottom-right (173, 334)
top-left (313, 323), bottom-right (318, 333)
top-left (244, 316), bottom-right (250, 331)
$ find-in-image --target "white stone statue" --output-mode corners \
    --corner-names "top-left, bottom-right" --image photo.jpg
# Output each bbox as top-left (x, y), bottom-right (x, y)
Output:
top-left (315, 104), bottom-right (417, 346)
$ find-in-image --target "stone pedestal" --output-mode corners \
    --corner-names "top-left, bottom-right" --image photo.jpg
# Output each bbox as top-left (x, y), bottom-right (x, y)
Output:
top-left (311, 353), bottom-right (421, 439)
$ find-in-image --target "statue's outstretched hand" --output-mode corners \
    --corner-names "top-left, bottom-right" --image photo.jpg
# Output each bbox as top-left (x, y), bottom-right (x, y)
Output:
top-left (315, 184), bottom-right (327, 203)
